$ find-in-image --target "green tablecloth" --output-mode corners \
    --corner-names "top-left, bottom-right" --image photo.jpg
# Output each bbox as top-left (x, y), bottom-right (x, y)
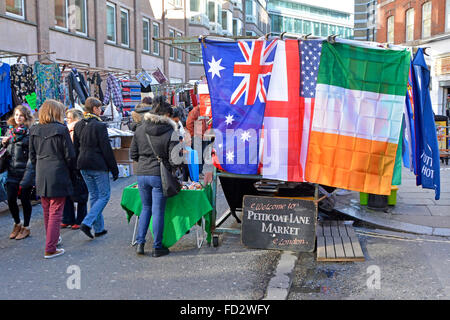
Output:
top-left (121, 183), bottom-right (213, 248)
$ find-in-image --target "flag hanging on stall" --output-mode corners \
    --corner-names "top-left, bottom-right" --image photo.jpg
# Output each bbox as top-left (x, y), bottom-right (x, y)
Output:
top-left (411, 48), bottom-right (440, 200)
top-left (261, 39), bottom-right (322, 182)
top-left (305, 42), bottom-right (411, 195)
top-left (201, 38), bottom-right (278, 174)
top-left (403, 65), bottom-right (417, 173)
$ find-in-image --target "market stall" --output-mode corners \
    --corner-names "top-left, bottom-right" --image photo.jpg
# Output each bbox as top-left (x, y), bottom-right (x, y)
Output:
top-left (196, 34), bottom-right (441, 254)
top-left (121, 182), bottom-right (213, 248)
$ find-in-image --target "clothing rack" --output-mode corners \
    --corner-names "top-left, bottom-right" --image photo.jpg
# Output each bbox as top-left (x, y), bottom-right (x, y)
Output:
top-left (0, 51), bottom-right (57, 63)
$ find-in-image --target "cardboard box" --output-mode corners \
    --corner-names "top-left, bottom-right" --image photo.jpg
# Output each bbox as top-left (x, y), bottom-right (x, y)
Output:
top-left (121, 136), bottom-right (133, 148)
top-left (113, 148), bottom-right (131, 162)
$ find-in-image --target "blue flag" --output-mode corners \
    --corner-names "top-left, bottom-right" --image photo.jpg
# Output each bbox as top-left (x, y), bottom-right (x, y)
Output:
top-left (412, 48), bottom-right (440, 200)
top-left (403, 66), bottom-right (417, 173)
top-left (201, 38), bottom-right (277, 174)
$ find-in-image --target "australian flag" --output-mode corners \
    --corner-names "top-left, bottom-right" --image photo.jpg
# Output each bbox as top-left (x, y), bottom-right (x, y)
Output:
top-left (201, 38), bottom-right (277, 174)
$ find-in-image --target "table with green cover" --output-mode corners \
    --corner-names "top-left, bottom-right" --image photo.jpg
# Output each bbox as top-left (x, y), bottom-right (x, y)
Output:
top-left (121, 183), bottom-right (213, 248)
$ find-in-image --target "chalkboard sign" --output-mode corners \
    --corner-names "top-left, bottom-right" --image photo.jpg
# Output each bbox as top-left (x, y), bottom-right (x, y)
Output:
top-left (241, 196), bottom-right (317, 252)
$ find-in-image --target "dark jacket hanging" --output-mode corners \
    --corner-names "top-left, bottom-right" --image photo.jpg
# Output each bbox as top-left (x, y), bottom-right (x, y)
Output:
top-left (67, 69), bottom-right (90, 106)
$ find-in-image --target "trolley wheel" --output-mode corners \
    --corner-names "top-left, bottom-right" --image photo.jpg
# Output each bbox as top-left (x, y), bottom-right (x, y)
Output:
top-left (213, 235), bottom-right (219, 247)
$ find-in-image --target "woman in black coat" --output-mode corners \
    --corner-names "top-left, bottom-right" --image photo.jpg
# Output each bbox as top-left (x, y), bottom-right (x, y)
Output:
top-left (29, 99), bottom-right (76, 259)
top-left (73, 97), bottom-right (118, 239)
top-left (1, 105), bottom-right (35, 240)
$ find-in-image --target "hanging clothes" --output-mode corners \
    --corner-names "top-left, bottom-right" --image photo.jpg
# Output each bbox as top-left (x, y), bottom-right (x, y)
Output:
top-left (33, 61), bottom-right (61, 109)
top-left (88, 72), bottom-right (104, 102)
top-left (0, 62), bottom-right (13, 116)
top-left (59, 77), bottom-right (71, 107)
top-left (67, 68), bottom-right (89, 106)
top-left (10, 63), bottom-right (35, 104)
top-left (190, 89), bottom-right (198, 107)
top-left (103, 74), bottom-right (124, 107)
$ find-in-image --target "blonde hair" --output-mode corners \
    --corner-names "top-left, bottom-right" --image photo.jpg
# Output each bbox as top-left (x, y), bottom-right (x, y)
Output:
top-left (39, 99), bottom-right (65, 124)
top-left (7, 105), bottom-right (34, 128)
top-left (66, 109), bottom-right (84, 121)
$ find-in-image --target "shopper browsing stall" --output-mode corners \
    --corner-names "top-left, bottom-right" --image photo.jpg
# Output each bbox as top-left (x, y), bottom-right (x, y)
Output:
top-left (73, 97), bottom-right (118, 239)
top-left (2, 105), bottom-right (35, 240)
top-left (130, 98), bottom-right (179, 257)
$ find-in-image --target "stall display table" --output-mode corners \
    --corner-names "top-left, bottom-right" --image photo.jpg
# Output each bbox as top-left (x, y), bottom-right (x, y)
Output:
top-left (121, 183), bottom-right (213, 248)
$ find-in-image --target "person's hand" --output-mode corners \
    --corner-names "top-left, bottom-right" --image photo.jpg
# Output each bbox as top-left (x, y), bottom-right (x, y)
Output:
top-left (2, 136), bottom-right (10, 146)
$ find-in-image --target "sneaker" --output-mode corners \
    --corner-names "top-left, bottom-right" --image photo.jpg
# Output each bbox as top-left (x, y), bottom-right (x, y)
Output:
top-left (9, 223), bottom-right (22, 239)
top-left (94, 230), bottom-right (108, 237)
top-left (44, 248), bottom-right (65, 259)
top-left (15, 227), bottom-right (30, 240)
top-left (152, 247), bottom-right (170, 257)
top-left (71, 224), bottom-right (80, 230)
top-left (57, 236), bottom-right (62, 246)
top-left (61, 224), bottom-right (71, 229)
top-left (80, 224), bottom-right (94, 239)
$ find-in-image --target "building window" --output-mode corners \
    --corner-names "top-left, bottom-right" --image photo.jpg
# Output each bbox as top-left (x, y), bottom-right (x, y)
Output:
top-left (143, 18), bottom-right (150, 53)
top-left (320, 23), bottom-right (328, 37)
top-left (169, 29), bottom-right (175, 59)
top-left (422, 2), bottom-right (432, 38)
top-left (387, 16), bottom-right (394, 43)
top-left (153, 22), bottom-right (160, 55)
top-left (5, 0), bottom-right (24, 19)
top-left (190, 0), bottom-right (200, 12)
top-left (176, 32), bottom-right (183, 62)
top-left (120, 8), bottom-right (129, 47)
top-left (405, 8), bottom-right (414, 42)
top-left (55, 0), bottom-right (69, 30)
top-left (74, 0), bottom-right (87, 35)
top-left (189, 44), bottom-right (202, 64)
top-left (169, 0), bottom-right (183, 7)
top-left (106, 2), bottom-right (117, 43)
top-left (313, 22), bottom-right (320, 36)
top-left (208, 1), bottom-right (215, 23)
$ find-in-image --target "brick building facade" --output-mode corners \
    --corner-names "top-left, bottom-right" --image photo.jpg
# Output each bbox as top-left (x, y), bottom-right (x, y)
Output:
top-left (377, 0), bottom-right (450, 115)
top-left (0, 0), bottom-right (269, 83)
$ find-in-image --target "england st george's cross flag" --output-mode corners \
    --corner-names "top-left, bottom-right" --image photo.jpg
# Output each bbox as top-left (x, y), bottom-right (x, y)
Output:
top-left (261, 39), bottom-right (322, 182)
top-left (201, 38), bottom-right (277, 175)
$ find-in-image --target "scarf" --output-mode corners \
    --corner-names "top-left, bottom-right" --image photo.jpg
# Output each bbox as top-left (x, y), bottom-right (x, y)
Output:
top-left (84, 112), bottom-right (102, 122)
top-left (8, 125), bottom-right (29, 143)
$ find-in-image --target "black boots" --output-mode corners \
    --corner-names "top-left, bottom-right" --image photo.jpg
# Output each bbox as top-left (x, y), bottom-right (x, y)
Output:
top-left (136, 243), bottom-right (145, 255)
top-left (152, 247), bottom-right (170, 257)
top-left (80, 224), bottom-right (94, 239)
top-left (136, 243), bottom-right (170, 257)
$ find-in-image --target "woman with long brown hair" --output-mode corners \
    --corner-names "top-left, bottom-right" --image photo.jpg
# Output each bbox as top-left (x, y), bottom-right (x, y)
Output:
top-left (2, 105), bottom-right (35, 240)
top-left (29, 99), bottom-right (76, 259)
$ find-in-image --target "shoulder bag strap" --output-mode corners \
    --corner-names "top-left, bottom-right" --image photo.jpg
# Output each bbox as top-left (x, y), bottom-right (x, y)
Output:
top-left (145, 133), bottom-right (162, 163)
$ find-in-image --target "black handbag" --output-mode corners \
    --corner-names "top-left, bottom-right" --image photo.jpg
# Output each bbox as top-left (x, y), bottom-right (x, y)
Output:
top-left (145, 133), bottom-right (181, 197)
top-left (0, 147), bottom-right (10, 174)
top-left (71, 171), bottom-right (89, 203)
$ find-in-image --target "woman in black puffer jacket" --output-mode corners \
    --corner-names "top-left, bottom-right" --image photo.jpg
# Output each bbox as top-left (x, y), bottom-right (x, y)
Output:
top-left (1, 105), bottom-right (35, 240)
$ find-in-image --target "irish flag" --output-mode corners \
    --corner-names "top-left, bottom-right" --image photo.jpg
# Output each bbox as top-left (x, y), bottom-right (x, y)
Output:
top-left (305, 42), bottom-right (411, 195)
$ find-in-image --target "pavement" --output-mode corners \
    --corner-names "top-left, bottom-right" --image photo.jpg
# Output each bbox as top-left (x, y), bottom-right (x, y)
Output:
top-left (332, 162), bottom-right (450, 237)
